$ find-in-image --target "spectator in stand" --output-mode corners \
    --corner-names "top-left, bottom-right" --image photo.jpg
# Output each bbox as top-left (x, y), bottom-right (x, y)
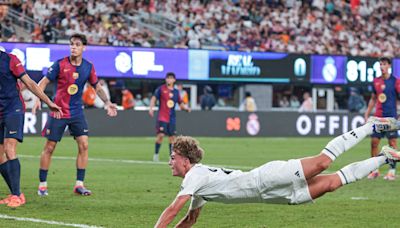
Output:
top-left (82, 83), bottom-right (96, 108)
top-left (122, 88), bottom-right (134, 110)
top-left (177, 84), bottom-right (189, 106)
top-left (134, 94), bottom-right (145, 107)
top-left (290, 95), bottom-right (300, 109)
top-left (348, 88), bottom-right (366, 113)
top-left (279, 96), bottom-right (290, 108)
top-left (239, 92), bottom-right (257, 112)
top-left (200, 86), bottom-right (216, 111)
top-left (299, 92), bottom-right (313, 112)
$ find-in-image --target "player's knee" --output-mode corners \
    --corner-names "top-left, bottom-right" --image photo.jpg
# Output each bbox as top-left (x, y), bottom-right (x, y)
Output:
top-left (43, 144), bottom-right (56, 155)
top-left (371, 141), bottom-right (380, 149)
top-left (78, 142), bottom-right (89, 153)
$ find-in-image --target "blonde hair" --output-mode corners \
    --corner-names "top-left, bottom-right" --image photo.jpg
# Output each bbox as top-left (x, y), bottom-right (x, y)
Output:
top-left (173, 136), bottom-right (204, 164)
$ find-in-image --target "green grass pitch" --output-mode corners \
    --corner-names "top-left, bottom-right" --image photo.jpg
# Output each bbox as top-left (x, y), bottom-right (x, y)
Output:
top-left (0, 137), bottom-right (398, 227)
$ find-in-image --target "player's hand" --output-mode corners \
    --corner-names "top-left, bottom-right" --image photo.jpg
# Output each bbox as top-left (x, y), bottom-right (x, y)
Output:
top-left (32, 98), bottom-right (41, 115)
top-left (186, 107), bottom-right (191, 113)
top-left (149, 109), bottom-right (154, 117)
top-left (105, 102), bottom-right (117, 117)
top-left (48, 102), bottom-right (63, 119)
top-left (364, 114), bottom-right (369, 123)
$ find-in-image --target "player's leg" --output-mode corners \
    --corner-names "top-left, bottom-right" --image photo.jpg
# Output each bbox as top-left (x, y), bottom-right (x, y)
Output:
top-left (38, 116), bottom-right (65, 196)
top-left (70, 115), bottom-right (91, 195)
top-left (0, 122), bottom-right (12, 198)
top-left (154, 121), bottom-right (167, 162)
top-left (301, 117), bottom-right (398, 180)
top-left (307, 155), bottom-right (388, 200)
top-left (367, 136), bottom-right (381, 179)
top-left (3, 114), bottom-right (25, 207)
top-left (167, 121), bottom-right (177, 155)
top-left (384, 135), bottom-right (398, 180)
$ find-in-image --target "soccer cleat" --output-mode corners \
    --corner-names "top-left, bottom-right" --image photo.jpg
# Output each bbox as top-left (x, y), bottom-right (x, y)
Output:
top-left (7, 195), bottom-right (23, 208)
top-left (38, 186), bottom-right (48, 196)
top-left (153, 154), bottom-right (159, 162)
top-left (74, 185), bottom-right (92, 196)
top-left (0, 195), bottom-right (12, 205)
top-left (381, 145), bottom-right (400, 161)
top-left (384, 173), bottom-right (396, 181)
top-left (367, 170), bottom-right (380, 179)
top-left (19, 193), bottom-right (25, 205)
top-left (367, 117), bottom-right (400, 133)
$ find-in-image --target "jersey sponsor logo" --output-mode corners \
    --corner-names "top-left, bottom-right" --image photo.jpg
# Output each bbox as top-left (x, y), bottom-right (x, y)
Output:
top-left (167, 100), bottom-right (175, 108)
top-left (72, 72), bottom-right (79, 79)
top-left (9, 131), bottom-right (17, 134)
top-left (378, 93), bottom-right (387, 103)
top-left (67, 84), bottom-right (79, 95)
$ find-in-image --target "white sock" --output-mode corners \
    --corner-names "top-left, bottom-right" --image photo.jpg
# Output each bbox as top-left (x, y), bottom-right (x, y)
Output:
top-left (388, 169), bottom-right (396, 176)
top-left (323, 123), bottom-right (373, 161)
top-left (75, 180), bottom-right (84, 187)
top-left (39, 182), bottom-right (47, 188)
top-left (337, 156), bottom-right (387, 185)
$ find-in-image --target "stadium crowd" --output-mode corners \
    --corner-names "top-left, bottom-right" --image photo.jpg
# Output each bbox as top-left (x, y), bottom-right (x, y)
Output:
top-left (1, 0), bottom-right (399, 57)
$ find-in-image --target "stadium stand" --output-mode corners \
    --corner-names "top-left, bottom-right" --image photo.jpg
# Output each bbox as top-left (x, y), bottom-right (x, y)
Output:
top-left (1, 0), bottom-right (399, 57)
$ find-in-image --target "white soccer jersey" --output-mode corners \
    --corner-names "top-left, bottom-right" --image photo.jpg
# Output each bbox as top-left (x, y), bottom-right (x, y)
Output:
top-left (177, 164), bottom-right (263, 210)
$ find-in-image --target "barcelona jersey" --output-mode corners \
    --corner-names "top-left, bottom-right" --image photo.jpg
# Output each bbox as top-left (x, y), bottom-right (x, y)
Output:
top-left (372, 75), bottom-right (400, 117)
top-left (154, 84), bottom-right (182, 123)
top-left (0, 51), bottom-right (26, 118)
top-left (46, 57), bottom-right (98, 119)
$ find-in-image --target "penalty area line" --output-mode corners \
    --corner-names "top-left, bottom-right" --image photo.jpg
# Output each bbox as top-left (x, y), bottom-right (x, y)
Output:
top-left (0, 214), bottom-right (103, 228)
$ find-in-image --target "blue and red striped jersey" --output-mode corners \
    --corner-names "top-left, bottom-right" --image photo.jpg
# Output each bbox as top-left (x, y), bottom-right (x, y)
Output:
top-left (154, 84), bottom-right (182, 123)
top-left (46, 57), bottom-right (98, 119)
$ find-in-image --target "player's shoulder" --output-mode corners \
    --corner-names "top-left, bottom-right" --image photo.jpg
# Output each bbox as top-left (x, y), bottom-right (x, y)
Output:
top-left (82, 58), bottom-right (95, 67)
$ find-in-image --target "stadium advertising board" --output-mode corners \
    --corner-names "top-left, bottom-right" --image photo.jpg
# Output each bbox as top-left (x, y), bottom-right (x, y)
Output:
top-left (24, 110), bottom-right (367, 137)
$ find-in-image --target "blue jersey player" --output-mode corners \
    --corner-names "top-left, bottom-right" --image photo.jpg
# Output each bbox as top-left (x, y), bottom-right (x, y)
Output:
top-left (0, 49), bottom-right (62, 208)
top-left (32, 34), bottom-right (117, 196)
top-left (364, 57), bottom-right (400, 180)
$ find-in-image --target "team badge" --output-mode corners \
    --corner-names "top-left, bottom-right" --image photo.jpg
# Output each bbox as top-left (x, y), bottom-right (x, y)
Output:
top-left (378, 93), bottom-right (387, 103)
top-left (67, 84), bottom-right (79, 95)
top-left (72, 72), bottom-right (79, 79)
top-left (167, 100), bottom-right (175, 108)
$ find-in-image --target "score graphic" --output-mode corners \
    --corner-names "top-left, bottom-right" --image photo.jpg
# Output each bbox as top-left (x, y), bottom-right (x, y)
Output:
top-left (346, 57), bottom-right (384, 84)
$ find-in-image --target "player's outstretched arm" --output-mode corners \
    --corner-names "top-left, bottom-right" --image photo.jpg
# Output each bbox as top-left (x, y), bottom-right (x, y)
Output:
top-left (31, 77), bottom-right (51, 115)
top-left (364, 93), bottom-right (376, 121)
top-left (95, 83), bottom-right (117, 117)
top-left (21, 74), bottom-right (62, 118)
top-left (149, 96), bottom-right (157, 117)
top-left (175, 207), bottom-right (202, 228)
top-left (155, 195), bottom-right (191, 228)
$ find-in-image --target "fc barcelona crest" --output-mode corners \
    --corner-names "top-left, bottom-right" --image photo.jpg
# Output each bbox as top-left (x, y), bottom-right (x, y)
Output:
top-left (72, 72), bottom-right (79, 79)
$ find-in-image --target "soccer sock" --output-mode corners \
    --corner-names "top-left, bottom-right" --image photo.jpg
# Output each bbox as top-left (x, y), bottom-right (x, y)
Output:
top-left (169, 143), bottom-right (173, 155)
top-left (388, 161), bottom-right (397, 170)
top-left (8, 158), bottom-right (21, 196)
top-left (337, 156), bottom-right (387, 185)
top-left (39, 169), bottom-right (48, 182)
top-left (155, 143), bottom-right (161, 155)
top-left (0, 161), bottom-right (12, 192)
top-left (323, 123), bottom-right (373, 161)
top-left (76, 168), bottom-right (86, 182)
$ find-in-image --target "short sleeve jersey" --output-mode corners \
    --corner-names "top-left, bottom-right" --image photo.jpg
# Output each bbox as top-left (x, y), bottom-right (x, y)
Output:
top-left (177, 164), bottom-right (261, 210)
top-left (0, 51), bottom-right (26, 117)
top-left (154, 84), bottom-right (182, 123)
top-left (372, 75), bottom-right (400, 117)
top-left (46, 57), bottom-right (98, 118)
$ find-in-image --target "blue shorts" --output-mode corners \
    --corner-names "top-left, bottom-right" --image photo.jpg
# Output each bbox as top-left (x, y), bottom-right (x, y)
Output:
top-left (156, 121), bottom-right (176, 136)
top-left (42, 115), bottom-right (89, 142)
top-left (0, 114), bottom-right (24, 143)
top-left (371, 130), bottom-right (398, 139)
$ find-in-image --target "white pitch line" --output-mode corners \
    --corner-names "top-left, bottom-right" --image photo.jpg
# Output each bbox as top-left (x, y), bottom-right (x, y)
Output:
top-left (18, 154), bottom-right (255, 170)
top-left (0, 214), bottom-right (103, 228)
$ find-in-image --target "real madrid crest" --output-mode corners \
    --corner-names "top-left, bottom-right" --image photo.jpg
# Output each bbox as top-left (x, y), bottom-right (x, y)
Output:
top-left (378, 93), bottom-right (387, 103)
top-left (167, 100), bottom-right (175, 108)
top-left (72, 72), bottom-right (79, 80)
top-left (68, 84), bottom-right (79, 95)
